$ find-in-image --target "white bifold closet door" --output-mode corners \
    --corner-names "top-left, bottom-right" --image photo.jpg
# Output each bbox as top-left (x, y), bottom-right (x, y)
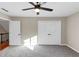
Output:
top-left (9, 21), bottom-right (22, 45)
top-left (38, 21), bottom-right (61, 45)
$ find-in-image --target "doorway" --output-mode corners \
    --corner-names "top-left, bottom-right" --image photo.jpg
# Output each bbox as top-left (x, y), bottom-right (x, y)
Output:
top-left (0, 20), bottom-right (9, 50)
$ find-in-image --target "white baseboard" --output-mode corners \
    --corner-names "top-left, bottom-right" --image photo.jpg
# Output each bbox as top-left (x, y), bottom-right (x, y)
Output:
top-left (38, 44), bottom-right (67, 46)
top-left (66, 44), bottom-right (79, 53)
top-left (59, 44), bottom-right (79, 53)
top-left (38, 44), bottom-right (64, 46)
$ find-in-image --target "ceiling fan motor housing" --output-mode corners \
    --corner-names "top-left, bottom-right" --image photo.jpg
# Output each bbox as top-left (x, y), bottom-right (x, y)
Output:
top-left (35, 4), bottom-right (40, 9)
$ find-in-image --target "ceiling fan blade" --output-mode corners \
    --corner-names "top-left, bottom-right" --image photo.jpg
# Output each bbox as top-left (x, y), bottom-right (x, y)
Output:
top-left (40, 7), bottom-right (53, 11)
top-left (22, 8), bottom-right (34, 11)
top-left (40, 2), bottom-right (46, 5)
top-left (29, 2), bottom-right (36, 6)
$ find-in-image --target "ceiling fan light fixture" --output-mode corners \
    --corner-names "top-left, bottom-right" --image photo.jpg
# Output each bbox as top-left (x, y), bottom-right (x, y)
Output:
top-left (22, 2), bottom-right (53, 15)
top-left (34, 8), bottom-right (40, 12)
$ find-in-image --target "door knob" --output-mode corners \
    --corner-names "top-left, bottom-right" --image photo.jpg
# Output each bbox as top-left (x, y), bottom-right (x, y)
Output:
top-left (48, 34), bottom-right (52, 35)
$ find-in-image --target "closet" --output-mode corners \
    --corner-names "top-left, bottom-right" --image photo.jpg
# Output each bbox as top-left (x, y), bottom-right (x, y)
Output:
top-left (38, 21), bottom-right (61, 45)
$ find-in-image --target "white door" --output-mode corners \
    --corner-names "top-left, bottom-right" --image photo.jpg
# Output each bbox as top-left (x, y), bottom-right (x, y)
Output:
top-left (38, 21), bottom-right (61, 45)
top-left (9, 21), bottom-right (22, 45)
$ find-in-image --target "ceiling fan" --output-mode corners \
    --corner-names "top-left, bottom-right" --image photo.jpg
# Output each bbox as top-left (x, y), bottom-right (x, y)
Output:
top-left (22, 2), bottom-right (53, 15)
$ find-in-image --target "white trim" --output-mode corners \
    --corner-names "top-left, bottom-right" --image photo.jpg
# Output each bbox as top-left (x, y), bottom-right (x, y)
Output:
top-left (0, 12), bottom-right (11, 21)
top-left (38, 43), bottom-right (63, 45)
top-left (59, 44), bottom-right (79, 53)
top-left (0, 17), bottom-right (11, 21)
top-left (66, 44), bottom-right (79, 53)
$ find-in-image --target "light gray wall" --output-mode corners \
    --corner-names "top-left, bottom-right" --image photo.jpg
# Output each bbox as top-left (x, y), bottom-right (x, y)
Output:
top-left (66, 12), bottom-right (79, 52)
top-left (11, 17), bottom-right (67, 44)
top-left (61, 19), bottom-right (67, 44)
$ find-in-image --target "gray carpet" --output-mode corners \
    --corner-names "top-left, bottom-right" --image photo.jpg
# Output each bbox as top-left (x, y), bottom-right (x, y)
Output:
top-left (0, 45), bottom-right (79, 57)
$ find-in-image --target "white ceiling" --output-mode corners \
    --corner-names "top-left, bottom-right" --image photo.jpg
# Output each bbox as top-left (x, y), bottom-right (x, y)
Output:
top-left (0, 2), bottom-right (79, 17)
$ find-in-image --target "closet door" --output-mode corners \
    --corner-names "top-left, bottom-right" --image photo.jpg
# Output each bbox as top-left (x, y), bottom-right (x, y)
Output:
top-left (9, 21), bottom-right (22, 45)
top-left (38, 21), bottom-right (61, 45)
